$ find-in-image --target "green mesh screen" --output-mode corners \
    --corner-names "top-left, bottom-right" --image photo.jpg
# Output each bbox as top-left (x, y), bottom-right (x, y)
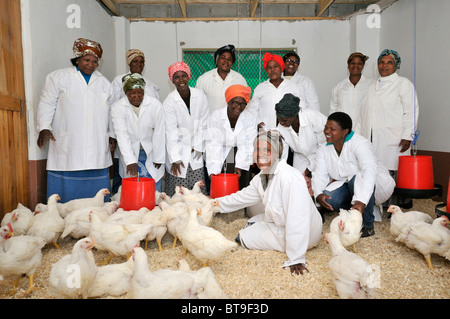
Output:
top-left (183, 49), bottom-right (294, 95)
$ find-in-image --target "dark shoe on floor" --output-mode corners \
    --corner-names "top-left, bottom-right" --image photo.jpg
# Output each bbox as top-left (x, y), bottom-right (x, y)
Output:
top-left (361, 226), bottom-right (375, 238)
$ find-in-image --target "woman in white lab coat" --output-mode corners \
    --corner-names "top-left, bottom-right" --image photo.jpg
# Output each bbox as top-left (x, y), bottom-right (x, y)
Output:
top-left (275, 93), bottom-right (327, 191)
top-left (355, 49), bottom-right (418, 208)
top-left (110, 49), bottom-right (161, 194)
top-left (217, 130), bottom-right (323, 275)
top-left (111, 73), bottom-right (165, 192)
top-left (37, 38), bottom-right (114, 203)
top-left (206, 84), bottom-right (257, 190)
top-left (312, 112), bottom-right (378, 237)
top-left (329, 52), bottom-right (375, 123)
top-left (163, 62), bottom-right (210, 196)
top-left (248, 53), bottom-right (300, 130)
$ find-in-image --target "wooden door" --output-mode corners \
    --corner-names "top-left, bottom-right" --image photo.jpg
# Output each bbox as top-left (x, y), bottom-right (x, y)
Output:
top-left (0, 0), bottom-right (30, 219)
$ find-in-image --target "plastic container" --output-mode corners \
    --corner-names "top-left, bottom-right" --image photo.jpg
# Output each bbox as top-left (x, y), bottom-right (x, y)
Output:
top-left (119, 177), bottom-right (155, 211)
top-left (210, 173), bottom-right (239, 198)
top-left (396, 155), bottom-right (434, 190)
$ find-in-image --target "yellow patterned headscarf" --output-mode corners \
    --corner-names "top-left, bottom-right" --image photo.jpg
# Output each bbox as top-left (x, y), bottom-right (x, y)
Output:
top-left (126, 49), bottom-right (145, 65)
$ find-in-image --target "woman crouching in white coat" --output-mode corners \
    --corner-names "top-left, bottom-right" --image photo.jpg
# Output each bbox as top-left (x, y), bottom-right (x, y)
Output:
top-left (111, 73), bottom-right (165, 192)
top-left (217, 130), bottom-right (323, 275)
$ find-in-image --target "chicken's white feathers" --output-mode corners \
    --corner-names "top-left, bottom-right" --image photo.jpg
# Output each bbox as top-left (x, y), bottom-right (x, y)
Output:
top-left (388, 205), bottom-right (433, 237)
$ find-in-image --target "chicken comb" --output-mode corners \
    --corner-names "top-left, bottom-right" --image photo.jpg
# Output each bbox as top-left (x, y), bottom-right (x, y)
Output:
top-left (7, 222), bottom-right (13, 234)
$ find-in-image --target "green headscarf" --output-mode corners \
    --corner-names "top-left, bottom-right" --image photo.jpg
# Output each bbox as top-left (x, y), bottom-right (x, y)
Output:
top-left (275, 93), bottom-right (300, 118)
top-left (122, 73), bottom-right (146, 93)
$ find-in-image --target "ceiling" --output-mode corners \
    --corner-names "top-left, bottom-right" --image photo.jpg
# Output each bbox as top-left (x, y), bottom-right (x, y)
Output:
top-left (97, 0), bottom-right (398, 22)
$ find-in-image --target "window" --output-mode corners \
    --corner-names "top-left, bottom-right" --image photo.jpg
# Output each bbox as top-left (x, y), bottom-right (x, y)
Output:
top-left (183, 48), bottom-right (294, 95)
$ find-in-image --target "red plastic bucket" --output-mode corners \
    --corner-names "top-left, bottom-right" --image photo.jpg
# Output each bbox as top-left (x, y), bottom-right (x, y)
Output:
top-left (120, 177), bottom-right (155, 210)
top-left (210, 173), bottom-right (239, 198)
top-left (396, 155), bottom-right (434, 190)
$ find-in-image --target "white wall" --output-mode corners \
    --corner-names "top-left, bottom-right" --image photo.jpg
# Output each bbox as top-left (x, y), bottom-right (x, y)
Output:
top-left (379, 0), bottom-right (450, 152)
top-left (130, 19), bottom-right (351, 113)
top-left (21, 0), bottom-right (117, 161)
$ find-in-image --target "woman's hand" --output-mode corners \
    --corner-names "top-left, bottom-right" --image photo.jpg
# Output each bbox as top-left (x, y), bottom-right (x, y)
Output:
top-left (126, 163), bottom-right (138, 177)
top-left (288, 263), bottom-right (309, 276)
top-left (302, 170), bottom-right (313, 196)
top-left (316, 193), bottom-right (333, 211)
top-left (399, 139), bottom-right (412, 153)
top-left (170, 161), bottom-right (185, 177)
top-left (351, 200), bottom-right (366, 214)
top-left (234, 167), bottom-right (241, 177)
top-left (153, 162), bottom-right (162, 169)
top-left (37, 129), bottom-right (56, 148)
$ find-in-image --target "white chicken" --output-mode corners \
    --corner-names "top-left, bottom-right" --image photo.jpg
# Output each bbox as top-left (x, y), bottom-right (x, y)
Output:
top-left (177, 258), bottom-right (229, 299)
top-left (162, 186), bottom-right (185, 205)
top-left (181, 186), bottom-right (210, 205)
top-left (387, 204), bottom-right (433, 237)
top-left (395, 216), bottom-right (450, 269)
top-left (159, 200), bottom-right (190, 248)
top-left (181, 208), bottom-right (237, 267)
top-left (61, 201), bottom-right (119, 239)
top-left (329, 209), bottom-right (362, 252)
top-left (0, 223), bottom-right (46, 296)
top-left (325, 232), bottom-right (378, 299)
top-left (141, 206), bottom-right (168, 251)
top-left (27, 194), bottom-right (65, 249)
top-left (88, 257), bottom-right (134, 298)
top-left (1, 203), bottom-right (34, 236)
top-left (48, 237), bottom-right (98, 299)
top-left (61, 188), bottom-right (110, 213)
top-left (105, 207), bottom-right (149, 225)
top-left (88, 211), bottom-right (152, 265)
top-left (34, 201), bottom-right (69, 218)
top-left (180, 180), bottom-right (204, 195)
top-left (128, 246), bottom-right (195, 299)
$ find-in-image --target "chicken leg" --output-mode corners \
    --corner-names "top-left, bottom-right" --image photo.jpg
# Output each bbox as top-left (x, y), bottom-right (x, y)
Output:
top-left (156, 239), bottom-right (163, 251)
top-left (424, 255), bottom-right (434, 269)
top-left (53, 241), bottom-right (62, 249)
top-left (8, 274), bottom-right (22, 296)
top-left (172, 236), bottom-right (179, 248)
top-left (23, 274), bottom-right (40, 295)
top-left (99, 252), bottom-right (115, 266)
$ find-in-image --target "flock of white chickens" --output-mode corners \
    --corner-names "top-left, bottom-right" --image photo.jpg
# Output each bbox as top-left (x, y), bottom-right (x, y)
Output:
top-left (0, 181), bottom-right (234, 299)
top-left (324, 205), bottom-right (450, 299)
top-left (0, 180), bottom-right (449, 299)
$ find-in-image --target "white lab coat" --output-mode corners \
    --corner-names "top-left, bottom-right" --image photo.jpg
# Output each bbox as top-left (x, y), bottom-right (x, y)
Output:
top-left (355, 72), bottom-right (419, 170)
top-left (248, 79), bottom-right (300, 130)
top-left (312, 132), bottom-right (378, 206)
top-left (195, 68), bottom-right (248, 114)
top-left (163, 87), bottom-right (210, 178)
top-left (111, 72), bottom-right (160, 103)
top-left (285, 72), bottom-right (321, 113)
top-left (37, 66), bottom-right (113, 171)
top-left (205, 107), bottom-right (258, 175)
top-left (111, 94), bottom-right (165, 182)
top-left (277, 108), bottom-right (327, 173)
top-left (329, 75), bottom-right (375, 123)
top-left (218, 160), bottom-right (323, 267)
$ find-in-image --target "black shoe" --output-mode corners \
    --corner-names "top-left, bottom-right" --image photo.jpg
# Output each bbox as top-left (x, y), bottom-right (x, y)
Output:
top-left (361, 226), bottom-right (375, 238)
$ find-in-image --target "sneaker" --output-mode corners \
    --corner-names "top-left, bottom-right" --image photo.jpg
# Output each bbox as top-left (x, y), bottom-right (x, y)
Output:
top-left (361, 226), bottom-right (375, 238)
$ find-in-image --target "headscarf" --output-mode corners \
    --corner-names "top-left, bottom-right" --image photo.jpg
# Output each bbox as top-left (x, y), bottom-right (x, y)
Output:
top-left (377, 49), bottom-right (401, 70)
top-left (225, 85), bottom-right (252, 104)
top-left (347, 52), bottom-right (369, 64)
top-left (214, 44), bottom-right (236, 65)
top-left (275, 93), bottom-right (300, 118)
top-left (263, 52), bottom-right (285, 72)
top-left (168, 61), bottom-right (191, 82)
top-left (122, 73), bottom-right (146, 93)
top-left (73, 38), bottom-right (103, 60)
top-left (126, 49), bottom-right (145, 65)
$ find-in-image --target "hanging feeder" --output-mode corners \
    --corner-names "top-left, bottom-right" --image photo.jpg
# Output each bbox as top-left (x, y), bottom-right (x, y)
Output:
top-left (210, 173), bottom-right (239, 198)
top-left (394, 155), bottom-right (442, 198)
top-left (120, 177), bottom-right (155, 211)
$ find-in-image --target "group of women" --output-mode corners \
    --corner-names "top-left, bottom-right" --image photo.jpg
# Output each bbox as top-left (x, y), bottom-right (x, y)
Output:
top-left (36, 38), bottom-right (418, 274)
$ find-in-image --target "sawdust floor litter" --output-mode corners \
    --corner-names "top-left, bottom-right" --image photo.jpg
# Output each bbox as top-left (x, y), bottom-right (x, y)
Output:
top-left (1, 198), bottom-right (448, 300)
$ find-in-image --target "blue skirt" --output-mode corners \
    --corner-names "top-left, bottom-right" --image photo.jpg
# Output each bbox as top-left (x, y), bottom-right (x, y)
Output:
top-left (47, 168), bottom-right (111, 203)
top-left (137, 149), bottom-right (162, 192)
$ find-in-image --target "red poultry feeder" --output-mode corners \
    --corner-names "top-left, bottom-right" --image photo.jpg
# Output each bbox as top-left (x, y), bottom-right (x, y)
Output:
top-left (435, 176), bottom-right (450, 220)
top-left (120, 177), bottom-right (155, 211)
top-left (210, 173), bottom-right (239, 198)
top-left (395, 155), bottom-right (442, 198)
